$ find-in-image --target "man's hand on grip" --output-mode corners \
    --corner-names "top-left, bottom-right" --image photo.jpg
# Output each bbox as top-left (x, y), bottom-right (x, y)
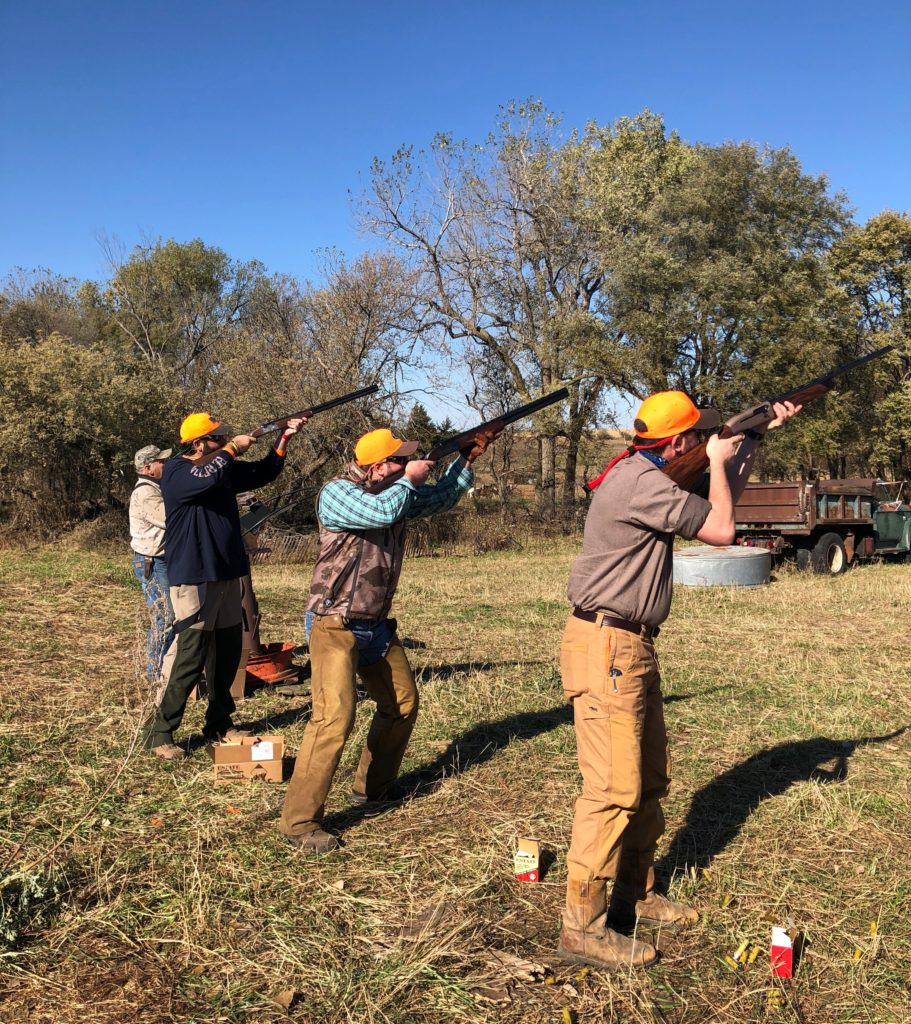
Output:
top-left (706, 432), bottom-right (743, 466)
top-left (230, 434), bottom-right (258, 455)
top-left (404, 459), bottom-right (434, 486)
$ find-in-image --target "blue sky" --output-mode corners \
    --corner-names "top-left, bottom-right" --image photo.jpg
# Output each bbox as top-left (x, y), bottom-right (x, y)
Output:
top-left (3, 0), bottom-right (909, 289)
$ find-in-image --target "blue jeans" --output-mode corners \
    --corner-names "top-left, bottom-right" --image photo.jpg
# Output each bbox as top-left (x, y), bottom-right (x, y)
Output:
top-left (345, 617), bottom-right (394, 668)
top-left (304, 612), bottom-right (391, 668)
top-left (132, 553), bottom-right (175, 680)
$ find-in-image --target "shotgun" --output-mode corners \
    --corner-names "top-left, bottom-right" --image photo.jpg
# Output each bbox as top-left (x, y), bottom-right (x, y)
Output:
top-left (239, 482), bottom-right (318, 536)
top-left (423, 387), bottom-right (570, 461)
top-left (252, 383), bottom-right (380, 438)
top-left (664, 346), bottom-right (893, 492)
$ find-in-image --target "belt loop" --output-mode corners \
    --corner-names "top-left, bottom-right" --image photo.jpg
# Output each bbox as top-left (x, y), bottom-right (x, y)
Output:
top-left (595, 612), bottom-right (605, 628)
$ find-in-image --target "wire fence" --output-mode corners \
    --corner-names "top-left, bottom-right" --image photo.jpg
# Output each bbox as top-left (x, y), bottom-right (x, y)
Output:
top-left (251, 505), bottom-right (584, 565)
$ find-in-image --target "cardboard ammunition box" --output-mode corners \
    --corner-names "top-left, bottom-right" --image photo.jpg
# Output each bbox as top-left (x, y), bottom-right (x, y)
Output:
top-left (207, 734), bottom-right (284, 785)
top-left (514, 836), bottom-right (541, 882)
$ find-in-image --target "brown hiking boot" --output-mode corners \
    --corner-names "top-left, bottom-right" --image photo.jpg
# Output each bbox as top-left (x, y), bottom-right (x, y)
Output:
top-left (557, 878), bottom-right (657, 972)
top-left (283, 828), bottom-right (340, 855)
top-left (151, 743), bottom-right (188, 761)
top-left (612, 891), bottom-right (699, 932)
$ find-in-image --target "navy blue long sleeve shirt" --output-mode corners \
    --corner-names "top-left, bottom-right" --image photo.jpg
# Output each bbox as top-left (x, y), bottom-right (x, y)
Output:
top-left (162, 448), bottom-right (286, 585)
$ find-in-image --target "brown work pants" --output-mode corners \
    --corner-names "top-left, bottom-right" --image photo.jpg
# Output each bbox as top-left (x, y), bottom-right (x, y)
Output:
top-left (279, 615), bottom-right (419, 838)
top-left (561, 614), bottom-right (669, 901)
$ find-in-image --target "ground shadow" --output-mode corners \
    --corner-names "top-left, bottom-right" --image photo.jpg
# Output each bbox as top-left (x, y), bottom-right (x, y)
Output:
top-left (663, 685), bottom-right (729, 706)
top-left (236, 681), bottom-right (718, 808)
top-left (322, 702), bottom-right (573, 833)
top-left (415, 659), bottom-right (548, 682)
top-left (656, 726), bottom-right (908, 880)
top-left (399, 636), bottom-right (427, 650)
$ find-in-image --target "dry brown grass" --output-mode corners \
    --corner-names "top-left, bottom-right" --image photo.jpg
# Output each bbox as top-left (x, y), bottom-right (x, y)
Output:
top-left (1, 545), bottom-right (909, 1023)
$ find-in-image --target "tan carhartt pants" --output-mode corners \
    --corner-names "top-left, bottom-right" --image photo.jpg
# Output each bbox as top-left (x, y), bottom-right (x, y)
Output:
top-left (279, 615), bottom-right (419, 838)
top-left (561, 614), bottom-right (669, 899)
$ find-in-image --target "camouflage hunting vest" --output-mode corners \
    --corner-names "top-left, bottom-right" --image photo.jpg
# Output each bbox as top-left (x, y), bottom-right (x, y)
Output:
top-left (306, 475), bottom-right (408, 622)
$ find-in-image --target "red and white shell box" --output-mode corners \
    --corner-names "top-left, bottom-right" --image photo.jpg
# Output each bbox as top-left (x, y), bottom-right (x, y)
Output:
top-left (207, 735), bottom-right (285, 785)
top-left (514, 837), bottom-right (541, 882)
top-left (770, 926), bottom-right (794, 977)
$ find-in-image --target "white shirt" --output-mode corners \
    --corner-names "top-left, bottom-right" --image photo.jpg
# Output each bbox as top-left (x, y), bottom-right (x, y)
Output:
top-left (129, 477), bottom-right (166, 557)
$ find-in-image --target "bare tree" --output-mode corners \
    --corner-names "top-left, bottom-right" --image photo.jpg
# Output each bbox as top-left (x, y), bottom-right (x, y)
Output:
top-left (361, 102), bottom-right (611, 516)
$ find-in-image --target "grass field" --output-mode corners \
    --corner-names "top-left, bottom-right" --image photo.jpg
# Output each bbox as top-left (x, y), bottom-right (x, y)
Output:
top-left (1, 544), bottom-right (909, 1023)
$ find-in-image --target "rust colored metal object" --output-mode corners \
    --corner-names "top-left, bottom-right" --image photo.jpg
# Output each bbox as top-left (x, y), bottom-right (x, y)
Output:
top-left (246, 642), bottom-right (299, 686)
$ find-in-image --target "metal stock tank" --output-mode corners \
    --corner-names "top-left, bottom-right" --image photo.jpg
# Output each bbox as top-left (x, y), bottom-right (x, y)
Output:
top-left (673, 545), bottom-right (771, 587)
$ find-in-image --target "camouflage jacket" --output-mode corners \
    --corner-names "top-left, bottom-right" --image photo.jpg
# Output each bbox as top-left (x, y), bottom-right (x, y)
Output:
top-left (307, 459), bottom-right (473, 621)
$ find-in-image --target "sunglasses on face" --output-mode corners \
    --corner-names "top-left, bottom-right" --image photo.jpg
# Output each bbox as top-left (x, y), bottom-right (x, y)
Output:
top-left (202, 434), bottom-right (228, 444)
top-left (384, 456), bottom-right (409, 466)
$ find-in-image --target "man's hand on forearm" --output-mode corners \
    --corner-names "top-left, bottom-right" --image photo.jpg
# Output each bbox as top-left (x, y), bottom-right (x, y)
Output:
top-left (762, 400), bottom-right (802, 434)
top-left (459, 423), bottom-right (503, 465)
top-left (274, 416), bottom-right (307, 456)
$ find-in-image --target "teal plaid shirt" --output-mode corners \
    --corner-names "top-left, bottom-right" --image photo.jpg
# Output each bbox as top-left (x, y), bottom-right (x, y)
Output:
top-left (317, 458), bottom-right (474, 532)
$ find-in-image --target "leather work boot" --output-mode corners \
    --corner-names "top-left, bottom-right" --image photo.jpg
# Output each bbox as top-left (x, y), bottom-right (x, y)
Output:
top-left (349, 787), bottom-right (407, 808)
top-left (610, 850), bottom-right (699, 933)
top-left (151, 743), bottom-right (188, 761)
top-left (634, 893), bottom-right (699, 930)
top-left (611, 889), bottom-right (699, 932)
top-left (557, 879), bottom-right (657, 972)
top-left (284, 828), bottom-right (340, 855)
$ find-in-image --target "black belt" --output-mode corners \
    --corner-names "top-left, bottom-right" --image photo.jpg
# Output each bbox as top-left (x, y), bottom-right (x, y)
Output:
top-left (571, 607), bottom-right (659, 640)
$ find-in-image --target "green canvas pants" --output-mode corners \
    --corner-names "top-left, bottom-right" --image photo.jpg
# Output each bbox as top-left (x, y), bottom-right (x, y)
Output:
top-left (143, 579), bottom-right (243, 748)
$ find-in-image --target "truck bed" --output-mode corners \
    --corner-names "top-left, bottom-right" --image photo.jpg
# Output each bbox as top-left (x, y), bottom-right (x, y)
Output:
top-left (736, 479), bottom-right (876, 532)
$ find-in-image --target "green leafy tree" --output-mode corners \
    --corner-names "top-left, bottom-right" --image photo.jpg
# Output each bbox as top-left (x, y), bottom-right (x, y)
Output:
top-left (0, 334), bottom-right (180, 531)
top-left (830, 211), bottom-right (911, 477)
top-left (601, 141), bottom-right (850, 401)
top-left (594, 140), bottom-right (858, 480)
top-left (404, 402), bottom-right (438, 450)
top-left (0, 271), bottom-right (111, 347)
top-left (104, 238), bottom-right (265, 385)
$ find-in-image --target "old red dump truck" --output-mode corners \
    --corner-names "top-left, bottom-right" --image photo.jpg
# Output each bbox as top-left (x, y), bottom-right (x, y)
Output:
top-left (734, 478), bottom-right (911, 574)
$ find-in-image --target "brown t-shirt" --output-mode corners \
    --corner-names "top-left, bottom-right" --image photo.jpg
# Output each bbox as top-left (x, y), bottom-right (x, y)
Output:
top-left (567, 455), bottom-right (711, 628)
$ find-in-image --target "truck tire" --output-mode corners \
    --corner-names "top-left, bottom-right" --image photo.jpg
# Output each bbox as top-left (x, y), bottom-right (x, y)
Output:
top-left (795, 545), bottom-right (811, 571)
top-left (810, 532), bottom-right (848, 574)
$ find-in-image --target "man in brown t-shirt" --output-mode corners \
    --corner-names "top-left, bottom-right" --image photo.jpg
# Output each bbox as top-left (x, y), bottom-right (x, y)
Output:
top-left (558, 390), bottom-right (800, 971)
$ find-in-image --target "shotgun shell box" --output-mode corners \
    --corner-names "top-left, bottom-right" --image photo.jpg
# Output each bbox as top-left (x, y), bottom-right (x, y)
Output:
top-left (514, 837), bottom-right (541, 882)
top-left (770, 926), bottom-right (794, 978)
top-left (207, 734), bottom-right (284, 785)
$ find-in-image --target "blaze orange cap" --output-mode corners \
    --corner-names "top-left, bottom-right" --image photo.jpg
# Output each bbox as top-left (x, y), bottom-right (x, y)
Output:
top-left (633, 391), bottom-right (720, 440)
top-left (353, 428), bottom-right (419, 467)
top-left (179, 412), bottom-right (231, 444)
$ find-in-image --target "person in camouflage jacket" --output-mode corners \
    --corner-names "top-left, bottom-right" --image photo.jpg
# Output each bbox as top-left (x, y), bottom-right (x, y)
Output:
top-left (279, 424), bottom-right (498, 853)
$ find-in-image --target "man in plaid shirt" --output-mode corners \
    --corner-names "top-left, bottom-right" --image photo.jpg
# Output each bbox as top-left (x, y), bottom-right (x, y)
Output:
top-left (279, 424), bottom-right (498, 853)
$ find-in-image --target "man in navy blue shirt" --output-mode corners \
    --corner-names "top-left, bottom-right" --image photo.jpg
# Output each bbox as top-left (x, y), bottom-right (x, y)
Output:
top-left (143, 412), bottom-right (306, 759)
